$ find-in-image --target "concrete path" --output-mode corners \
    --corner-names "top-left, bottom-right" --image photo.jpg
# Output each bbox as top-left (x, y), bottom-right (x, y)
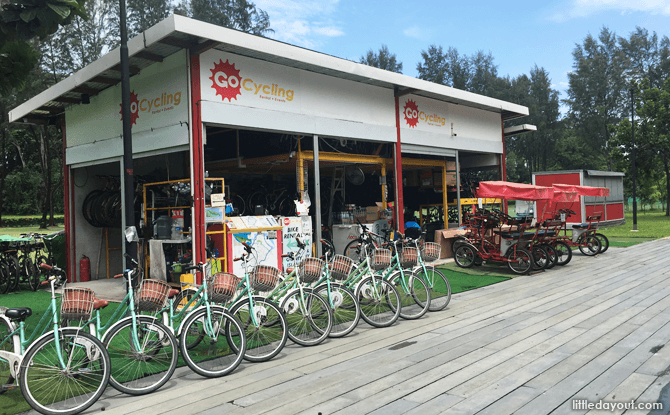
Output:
top-left (45, 238), bottom-right (670, 414)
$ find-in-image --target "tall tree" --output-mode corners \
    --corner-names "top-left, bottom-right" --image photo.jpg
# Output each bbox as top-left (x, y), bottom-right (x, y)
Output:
top-left (416, 44), bottom-right (447, 85)
top-left (359, 44), bottom-right (402, 73)
top-left (190, 0), bottom-right (272, 36)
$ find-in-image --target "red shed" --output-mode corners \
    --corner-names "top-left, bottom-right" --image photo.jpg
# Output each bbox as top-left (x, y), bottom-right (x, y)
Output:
top-left (532, 170), bottom-right (625, 226)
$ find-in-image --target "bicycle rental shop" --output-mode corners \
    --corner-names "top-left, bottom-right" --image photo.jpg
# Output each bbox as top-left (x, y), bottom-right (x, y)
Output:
top-left (9, 14), bottom-right (534, 284)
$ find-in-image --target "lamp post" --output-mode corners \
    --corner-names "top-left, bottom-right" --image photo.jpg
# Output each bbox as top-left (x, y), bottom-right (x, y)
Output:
top-left (120, 0), bottom-right (136, 264)
top-left (630, 87), bottom-right (638, 231)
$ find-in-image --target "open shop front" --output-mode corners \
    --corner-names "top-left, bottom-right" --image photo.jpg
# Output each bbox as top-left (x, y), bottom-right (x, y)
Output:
top-left (8, 15), bottom-right (530, 280)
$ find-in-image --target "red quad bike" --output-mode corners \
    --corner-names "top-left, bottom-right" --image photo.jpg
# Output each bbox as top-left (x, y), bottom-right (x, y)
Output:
top-left (553, 184), bottom-right (611, 254)
top-left (452, 181), bottom-right (555, 275)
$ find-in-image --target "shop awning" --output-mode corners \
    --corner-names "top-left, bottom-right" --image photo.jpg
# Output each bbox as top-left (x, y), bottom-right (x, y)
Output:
top-left (553, 184), bottom-right (610, 197)
top-left (476, 181), bottom-right (554, 201)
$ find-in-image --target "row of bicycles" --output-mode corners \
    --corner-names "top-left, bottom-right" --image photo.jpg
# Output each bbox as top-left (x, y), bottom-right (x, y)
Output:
top-left (450, 182), bottom-right (610, 274)
top-left (0, 226), bottom-right (451, 415)
top-left (0, 231), bottom-right (62, 294)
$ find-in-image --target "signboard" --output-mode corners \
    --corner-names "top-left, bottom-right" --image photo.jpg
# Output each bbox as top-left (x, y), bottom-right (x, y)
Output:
top-left (281, 216), bottom-right (313, 269)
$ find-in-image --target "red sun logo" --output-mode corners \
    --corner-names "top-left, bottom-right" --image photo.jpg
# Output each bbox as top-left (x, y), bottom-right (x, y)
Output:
top-left (210, 59), bottom-right (242, 102)
top-left (119, 90), bottom-right (140, 126)
top-left (403, 100), bottom-right (419, 128)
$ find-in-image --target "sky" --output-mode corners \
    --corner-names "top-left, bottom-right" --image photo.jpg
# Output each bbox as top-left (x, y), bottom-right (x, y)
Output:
top-left (253, 0), bottom-right (670, 106)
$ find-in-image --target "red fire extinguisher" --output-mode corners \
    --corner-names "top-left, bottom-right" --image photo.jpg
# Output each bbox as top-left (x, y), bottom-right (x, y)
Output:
top-left (80, 255), bottom-right (91, 282)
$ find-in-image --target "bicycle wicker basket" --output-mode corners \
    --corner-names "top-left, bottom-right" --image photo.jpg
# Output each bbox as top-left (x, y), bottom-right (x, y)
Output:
top-left (298, 257), bottom-right (325, 284)
top-left (329, 255), bottom-right (354, 281)
top-left (250, 265), bottom-right (280, 292)
top-left (370, 248), bottom-right (392, 271)
top-left (400, 247), bottom-right (419, 268)
top-left (135, 279), bottom-right (170, 312)
top-left (209, 272), bottom-right (240, 303)
top-left (421, 242), bottom-right (441, 262)
top-left (61, 287), bottom-right (95, 321)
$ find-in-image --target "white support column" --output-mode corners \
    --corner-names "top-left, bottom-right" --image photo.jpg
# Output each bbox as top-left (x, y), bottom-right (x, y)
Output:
top-left (456, 151), bottom-right (462, 225)
top-left (313, 135), bottom-right (322, 257)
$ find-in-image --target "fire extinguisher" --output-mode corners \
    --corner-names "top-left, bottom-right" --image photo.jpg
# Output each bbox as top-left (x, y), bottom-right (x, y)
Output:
top-left (80, 255), bottom-right (91, 282)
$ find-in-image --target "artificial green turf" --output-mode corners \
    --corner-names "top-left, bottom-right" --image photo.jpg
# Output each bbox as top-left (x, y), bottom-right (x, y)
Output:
top-left (437, 264), bottom-right (511, 293)
top-left (439, 261), bottom-right (516, 279)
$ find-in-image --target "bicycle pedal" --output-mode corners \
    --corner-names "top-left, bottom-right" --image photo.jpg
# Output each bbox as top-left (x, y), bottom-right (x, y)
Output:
top-left (1, 384), bottom-right (18, 391)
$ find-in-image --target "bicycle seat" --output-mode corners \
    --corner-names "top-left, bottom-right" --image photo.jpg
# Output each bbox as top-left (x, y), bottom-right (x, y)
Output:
top-left (168, 289), bottom-right (180, 299)
top-left (572, 223), bottom-right (589, 229)
top-left (5, 307), bottom-right (32, 321)
top-left (285, 267), bottom-right (295, 274)
top-left (496, 231), bottom-right (521, 239)
top-left (93, 299), bottom-right (109, 310)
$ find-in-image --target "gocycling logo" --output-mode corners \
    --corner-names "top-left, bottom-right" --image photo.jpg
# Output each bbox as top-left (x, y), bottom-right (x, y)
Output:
top-left (404, 100), bottom-right (419, 128)
top-left (209, 59), bottom-right (295, 102)
top-left (403, 99), bottom-right (446, 128)
top-left (210, 59), bottom-right (242, 102)
top-left (119, 89), bottom-right (182, 127)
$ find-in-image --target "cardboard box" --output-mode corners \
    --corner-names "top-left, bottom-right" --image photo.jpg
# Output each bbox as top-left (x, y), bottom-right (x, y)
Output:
top-left (365, 206), bottom-right (379, 221)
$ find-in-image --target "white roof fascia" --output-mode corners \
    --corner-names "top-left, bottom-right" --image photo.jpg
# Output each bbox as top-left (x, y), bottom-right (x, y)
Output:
top-left (171, 15), bottom-right (528, 117)
top-left (503, 124), bottom-right (537, 135)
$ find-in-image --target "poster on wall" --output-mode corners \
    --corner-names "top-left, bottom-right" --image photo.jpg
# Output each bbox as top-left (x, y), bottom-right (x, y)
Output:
top-left (281, 216), bottom-right (313, 269)
top-left (229, 230), bottom-right (279, 277)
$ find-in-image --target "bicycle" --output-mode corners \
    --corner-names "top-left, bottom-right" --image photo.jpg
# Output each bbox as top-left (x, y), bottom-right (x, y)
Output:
top-left (162, 259), bottom-right (247, 378)
top-left (224, 242), bottom-right (288, 362)
top-left (32, 231), bottom-right (65, 288)
top-left (0, 241), bottom-right (20, 294)
top-left (343, 220), bottom-right (391, 263)
top-left (266, 245), bottom-right (333, 346)
top-left (47, 256), bottom-right (179, 396)
top-left (0, 267), bottom-right (110, 415)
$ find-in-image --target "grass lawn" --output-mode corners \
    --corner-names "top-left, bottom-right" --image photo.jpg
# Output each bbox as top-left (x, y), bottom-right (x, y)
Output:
top-left (598, 209), bottom-right (670, 247)
top-left (0, 224), bottom-right (65, 238)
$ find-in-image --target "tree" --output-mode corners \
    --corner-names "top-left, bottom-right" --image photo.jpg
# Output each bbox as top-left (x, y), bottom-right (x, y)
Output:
top-left (359, 44), bottom-right (402, 73)
top-left (189, 0), bottom-right (272, 36)
top-left (0, 0), bottom-right (88, 95)
top-left (416, 44), bottom-right (447, 85)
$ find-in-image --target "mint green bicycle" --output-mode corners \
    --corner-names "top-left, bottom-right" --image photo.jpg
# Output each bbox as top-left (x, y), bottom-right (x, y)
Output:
top-left (0, 267), bottom-right (110, 415)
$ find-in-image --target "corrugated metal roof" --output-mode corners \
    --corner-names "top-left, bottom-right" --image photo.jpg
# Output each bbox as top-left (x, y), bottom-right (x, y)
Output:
top-left (10, 14), bottom-right (529, 124)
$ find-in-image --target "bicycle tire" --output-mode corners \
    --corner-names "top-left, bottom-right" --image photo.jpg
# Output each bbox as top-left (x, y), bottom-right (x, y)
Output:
top-left (280, 289), bottom-right (333, 346)
top-left (103, 316), bottom-right (178, 395)
top-left (171, 288), bottom-right (201, 348)
top-left (25, 257), bottom-right (40, 291)
top-left (578, 235), bottom-right (601, 256)
top-left (531, 245), bottom-right (549, 270)
top-left (542, 244), bottom-right (558, 269)
top-left (388, 271), bottom-right (431, 320)
top-left (594, 233), bottom-right (609, 253)
top-left (20, 329), bottom-right (110, 415)
top-left (0, 317), bottom-right (14, 387)
top-left (82, 190), bottom-right (105, 228)
top-left (314, 282), bottom-right (360, 338)
top-left (507, 247), bottom-right (534, 275)
top-left (355, 276), bottom-right (401, 328)
top-left (0, 262), bottom-right (10, 294)
top-left (227, 296), bottom-right (288, 362)
top-left (179, 306), bottom-right (246, 378)
top-left (451, 236), bottom-right (469, 255)
top-left (554, 241), bottom-right (572, 266)
top-left (6, 255), bottom-right (19, 291)
top-left (412, 265), bottom-right (451, 311)
top-left (454, 244), bottom-right (476, 268)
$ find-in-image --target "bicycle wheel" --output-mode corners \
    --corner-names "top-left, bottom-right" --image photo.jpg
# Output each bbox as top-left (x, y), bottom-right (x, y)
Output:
top-left (451, 236), bottom-right (469, 255)
top-left (507, 247), bottom-right (534, 275)
top-left (314, 283), bottom-right (360, 338)
top-left (8, 255), bottom-right (19, 290)
top-left (594, 233), bottom-right (609, 253)
top-left (454, 244), bottom-right (476, 268)
top-left (0, 317), bottom-right (14, 387)
top-left (280, 289), bottom-right (332, 346)
top-left (531, 245), bottom-right (549, 270)
top-left (542, 244), bottom-right (558, 269)
top-left (356, 276), bottom-right (401, 328)
top-left (171, 288), bottom-right (201, 348)
top-left (20, 329), bottom-right (110, 415)
top-left (25, 257), bottom-right (40, 291)
top-left (103, 316), bottom-right (178, 395)
top-left (0, 262), bottom-right (10, 294)
top-left (554, 241), bottom-right (572, 266)
top-left (578, 235), bottom-right (601, 256)
top-left (388, 271), bottom-right (431, 320)
top-left (227, 296), bottom-right (288, 362)
top-left (412, 265), bottom-right (451, 311)
top-left (179, 306), bottom-right (246, 378)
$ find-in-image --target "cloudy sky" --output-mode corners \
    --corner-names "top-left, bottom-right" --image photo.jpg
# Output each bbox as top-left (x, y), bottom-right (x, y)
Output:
top-left (253, 0), bottom-right (670, 101)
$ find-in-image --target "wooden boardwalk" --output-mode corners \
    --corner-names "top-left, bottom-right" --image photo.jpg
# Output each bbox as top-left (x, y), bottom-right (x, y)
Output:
top-left (73, 238), bottom-right (670, 415)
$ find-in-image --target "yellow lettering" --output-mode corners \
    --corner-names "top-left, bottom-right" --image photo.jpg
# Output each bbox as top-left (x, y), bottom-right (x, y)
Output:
top-left (262, 85), bottom-right (271, 94)
top-left (166, 94), bottom-right (173, 105)
top-left (277, 88), bottom-right (285, 98)
top-left (154, 98), bottom-right (160, 108)
top-left (174, 92), bottom-right (181, 106)
top-left (286, 90), bottom-right (294, 101)
top-left (141, 99), bottom-right (149, 112)
top-left (243, 79), bottom-right (253, 91)
top-left (254, 83), bottom-right (262, 94)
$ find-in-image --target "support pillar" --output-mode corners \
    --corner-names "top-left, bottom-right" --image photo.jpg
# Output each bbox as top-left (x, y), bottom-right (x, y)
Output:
top-left (313, 135), bottom-right (322, 257)
top-left (394, 93), bottom-right (405, 233)
top-left (189, 52), bottom-right (206, 273)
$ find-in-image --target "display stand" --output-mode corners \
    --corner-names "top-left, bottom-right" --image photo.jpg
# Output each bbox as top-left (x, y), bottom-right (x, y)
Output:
top-left (225, 216), bottom-right (283, 277)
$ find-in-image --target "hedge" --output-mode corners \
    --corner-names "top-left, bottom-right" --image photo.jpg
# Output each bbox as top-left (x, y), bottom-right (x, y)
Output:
top-left (1, 217), bottom-right (65, 227)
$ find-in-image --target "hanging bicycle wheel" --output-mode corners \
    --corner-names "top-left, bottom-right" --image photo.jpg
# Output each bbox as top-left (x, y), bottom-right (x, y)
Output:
top-left (20, 329), bottom-right (110, 415)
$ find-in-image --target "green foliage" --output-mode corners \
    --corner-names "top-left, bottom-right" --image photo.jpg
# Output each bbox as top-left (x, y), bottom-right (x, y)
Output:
top-left (190, 0), bottom-right (272, 36)
top-left (359, 44), bottom-right (403, 74)
top-left (0, 40), bottom-right (39, 95)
